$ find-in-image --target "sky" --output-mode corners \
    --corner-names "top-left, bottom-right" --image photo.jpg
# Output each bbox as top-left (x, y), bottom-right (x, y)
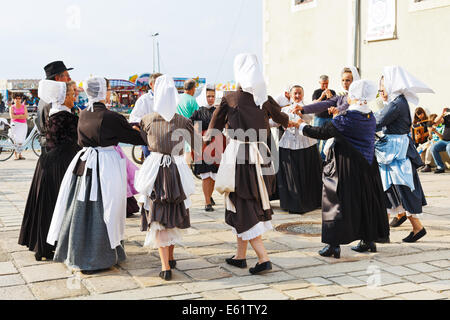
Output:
top-left (0, 0), bottom-right (262, 83)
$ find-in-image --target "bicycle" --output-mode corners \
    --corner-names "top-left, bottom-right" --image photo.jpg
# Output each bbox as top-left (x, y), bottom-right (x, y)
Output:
top-left (0, 116), bottom-right (43, 161)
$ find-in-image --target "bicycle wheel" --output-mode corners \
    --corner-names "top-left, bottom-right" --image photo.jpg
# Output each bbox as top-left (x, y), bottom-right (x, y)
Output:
top-left (0, 133), bottom-right (14, 161)
top-left (131, 145), bottom-right (144, 165)
top-left (31, 133), bottom-right (42, 157)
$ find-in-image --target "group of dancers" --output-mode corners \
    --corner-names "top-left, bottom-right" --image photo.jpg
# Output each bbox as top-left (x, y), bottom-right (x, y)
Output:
top-left (17, 55), bottom-right (433, 281)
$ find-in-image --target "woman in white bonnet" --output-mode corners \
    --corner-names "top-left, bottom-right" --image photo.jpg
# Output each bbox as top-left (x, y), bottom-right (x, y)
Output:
top-left (298, 79), bottom-right (390, 258)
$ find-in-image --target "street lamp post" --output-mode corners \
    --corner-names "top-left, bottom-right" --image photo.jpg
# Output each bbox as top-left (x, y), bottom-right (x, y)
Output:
top-left (151, 32), bottom-right (160, 73)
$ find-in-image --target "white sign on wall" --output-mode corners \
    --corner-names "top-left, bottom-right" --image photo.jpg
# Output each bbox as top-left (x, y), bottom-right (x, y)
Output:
top-left (366, 0), bottom-right (397, 41)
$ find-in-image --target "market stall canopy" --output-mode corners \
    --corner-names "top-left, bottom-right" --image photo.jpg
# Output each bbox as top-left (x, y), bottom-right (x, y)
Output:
top-left (109, 79), bottom-right (136, 91)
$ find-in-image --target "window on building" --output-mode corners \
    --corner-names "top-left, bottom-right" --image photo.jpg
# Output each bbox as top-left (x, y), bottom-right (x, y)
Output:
top-left (291, 0), bottom-right (317, 12)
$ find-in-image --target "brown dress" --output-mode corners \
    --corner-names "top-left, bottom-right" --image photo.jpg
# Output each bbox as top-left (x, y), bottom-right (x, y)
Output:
top-left (139, 113), bottom-right (197, 237)
top-left (208, 91), bottom-right (289, 235)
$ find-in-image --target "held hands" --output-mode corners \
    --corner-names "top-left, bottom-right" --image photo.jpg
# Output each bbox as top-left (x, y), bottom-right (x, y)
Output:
top-left (293, 105), bottom-right (304, 116)
top-left (328, 107), bottom-right (339, 117)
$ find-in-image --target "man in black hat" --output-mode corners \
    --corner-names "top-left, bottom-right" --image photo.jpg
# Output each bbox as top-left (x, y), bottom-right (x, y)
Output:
top-left (36, 61), bottom-right (74, 154)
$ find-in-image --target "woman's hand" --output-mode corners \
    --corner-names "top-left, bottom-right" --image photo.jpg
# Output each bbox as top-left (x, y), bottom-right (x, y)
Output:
top-left (132, 125), bottom-right (140, 132)
top-left (328, 107), bottom-right (339, 117)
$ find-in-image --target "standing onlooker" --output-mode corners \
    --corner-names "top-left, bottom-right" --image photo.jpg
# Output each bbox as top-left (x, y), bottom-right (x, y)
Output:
top-left (312, 75), bottom-right (336, 159)
top-left (36, 61), bottom-right (73, 155)
top-left (275, 86), bottom-right (291, 108)
top-left (177, 79), bottom-right (200, 164)
top-left (9, 93), bottom-right (28, 160)
top-left (177, 79), bottom-right (199, 118)
top-left (0, 94), bottom-right (5, 113)
top-left (430, 107), bottom-right (450, 174)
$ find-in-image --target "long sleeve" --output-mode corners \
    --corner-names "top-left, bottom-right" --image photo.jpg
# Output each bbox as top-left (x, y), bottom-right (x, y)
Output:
top-left (375, 102), bottom-right (401, 131)
top-left (208, 97), bottom-right (229, 132)
top-left (263, 96), bottom-right (289, 128)
top-left (107, 112), bottom-right (146, 145)
top-left (302, 95), bottom-right (339, 114)
top-left (301, 121), bottom-right (338, 140)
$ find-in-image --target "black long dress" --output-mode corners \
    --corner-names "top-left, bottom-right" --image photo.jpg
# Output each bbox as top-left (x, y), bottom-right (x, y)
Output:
top-left (302, 111), bottom-right (390, 246)
top-left (18, 110), bottom-right (80, 258)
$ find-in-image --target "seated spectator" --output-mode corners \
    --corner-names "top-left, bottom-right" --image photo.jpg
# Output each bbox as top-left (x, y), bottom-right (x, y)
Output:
top-left (411, 107), bottom-right (430, 147)
top-left (430, 107), bottom-right (450, 173)
top-left (418, 114), bottom-right (443, 172)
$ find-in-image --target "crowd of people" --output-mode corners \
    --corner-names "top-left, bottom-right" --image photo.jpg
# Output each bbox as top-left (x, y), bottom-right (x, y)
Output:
top-left (15, 55), bottom-right (446, 282)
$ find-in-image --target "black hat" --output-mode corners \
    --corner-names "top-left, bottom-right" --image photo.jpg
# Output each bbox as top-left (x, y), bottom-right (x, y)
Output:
top-left (44, 61), bottom-right (74, 80)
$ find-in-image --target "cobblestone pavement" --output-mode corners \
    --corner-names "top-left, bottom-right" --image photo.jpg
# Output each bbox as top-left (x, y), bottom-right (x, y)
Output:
top-left (1, 148), bottom-right (449, 300)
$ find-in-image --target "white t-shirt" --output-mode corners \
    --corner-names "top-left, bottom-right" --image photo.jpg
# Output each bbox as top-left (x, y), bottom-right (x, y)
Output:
top-left (129, 91), bottom-right (154, 123)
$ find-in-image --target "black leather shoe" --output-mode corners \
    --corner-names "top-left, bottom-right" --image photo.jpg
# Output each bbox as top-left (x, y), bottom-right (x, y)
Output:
top-left (159, 270), bottom-right (172, 281)
top-left (169, 260), bottom-right (176, 269)
top-left (434, 168), bottom-right (445, 174)
top-left (205, 204), bottom-right (214, 212)
top-left (81, 268), bottom-right (110, 275)
top-left (34, 252), bottom-right (42, 261)
top-left (420, 165), bottom-right (431, 173)
top-left (318, 245), bottom-right (341, 259)
top-left (210, 197), bottom-right (216, 206)
top-left (249, 261), bottom-right (272, 275)
top-left (390, 215), bottom-right (407, 227)
top-left (226, 256), bottom-right (247, 268)
top-left (351, 240), bottom-right (377, 253)
top-left (403, 228), bottom-right (427, 243)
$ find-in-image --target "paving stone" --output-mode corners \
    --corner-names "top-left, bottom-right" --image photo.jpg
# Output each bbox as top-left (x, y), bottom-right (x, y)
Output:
top-left (305, 277), bottom-right (333, 286)
top-left (381, 265), bottom-right (419, 276)
top-left (408, 262), bottom-right (442, 273)
top-left (428, 260), bottom-right (450, 268)
top-left (82, 273), bottom-right (140, 294)
top-left (0, 251), bottom-right (11, 262)
top-left (181, 235), bottom-right (224, 248)
top-left (420, 280), bottom-right (450, 292)
top-left (428, 270), bottom-right (450, 280)
top-left (0, 285), bottom-right (35, 300)
top-left (233, 284), bottom-right (269, 292)
top-left (382, 282), bottom-right (425, 295)
top-left (0, 261), bottom-right (18, 275)
top-left (182, 272), bottom-right (295, 293)
top-left (0, 274), bottom-right (25, 287)
top-left (202, 290), bottom-right (241, 300)
top-left (314, 285), bottom-right (351, 296)
top-left (30, 278), bottom-right (90, 300)
top-left (269, 251), bottom-right (323, 269)
top-left (269, 235), bottom-right (324, 250)
top-left (238, 288), bottom-right (289, 300)
top-left (73, 284), bottom-right (189, 300)
top-left (117, 254), bottom-right (160, 270)
top-left (398, 290), bottom-right (447, 300)
top-left (176, 258), bottom-right (216, 271)
top-left (350, 287), bottom-right (393, 300)
top-left (20, 263), bottom-right (72, 283)
top-left (403, 273), bottom-right (438, 284)
top-left (171, 293), bottom-right (204, 300)
top-left (328, 275), bottom-right (367, 288)
top-left (375, 250), bottom-right (450, 266)
top-left (336, 293), bottom-right (367, 300)
top-left (284, 288), bottom-right (321, 300)
top-left (11, 251), bottom-right (56, 268)
top-left (185, 267), bottom-right (232, 281)
top-left (186, 244), bottom-right (236, 257)
top-left (128, 268), bottom-right (191, 287)
top-left (271, 280), bottom-right (310, 291)
top-left (74, 266), bottom-right (122, 279)
top-left (287, 260), bottom-right (386, 279)
top-left (208, 231), bottom-right (239, 243)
